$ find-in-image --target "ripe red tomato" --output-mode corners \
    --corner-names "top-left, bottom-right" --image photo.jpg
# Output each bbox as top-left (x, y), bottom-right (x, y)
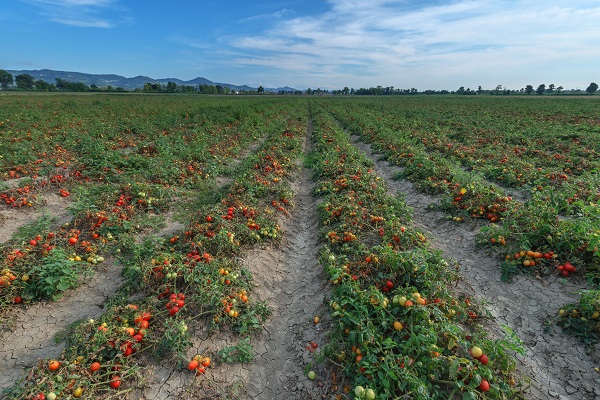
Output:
top-left (479, 379), bottom-right (490, 392)
top-left (386, 280), bottom-right (394, 289)
top-left (14, 296), bottom-right (22, 304)
top-left (187, 360), bottom-right (199, 370)
top-left (29, 239), bottom-right (38, 246)
top-left (68, 237), bottom-right (78, 245)
top-left (48, 360), bottom-right (61, 371)
top-left (169, 306), bottom-right (179, 316)
top-left (110, 375), bottom-right (121, 389)
top-left (479, 354), bottom-right (489, 365)
top-left (90, 362), bottom-right (101, 372)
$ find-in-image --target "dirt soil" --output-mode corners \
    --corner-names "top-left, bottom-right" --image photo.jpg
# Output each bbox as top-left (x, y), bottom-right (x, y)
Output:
top-left (0, 193), bottom-right (71, 245)
top-left (351, 135), bottom-right (600, 400)
top-left (0, 258), bottom-right (123, 394)
top-left (130, 122), bottom-right (332, 399)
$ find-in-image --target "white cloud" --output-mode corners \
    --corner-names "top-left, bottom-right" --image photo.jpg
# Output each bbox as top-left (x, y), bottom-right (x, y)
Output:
top-left (237, 8), bottom-right (295, 23)
top-left (218, 0), bottom-right (600, 89)
top-left (23, 0), bottom-right (121, 28)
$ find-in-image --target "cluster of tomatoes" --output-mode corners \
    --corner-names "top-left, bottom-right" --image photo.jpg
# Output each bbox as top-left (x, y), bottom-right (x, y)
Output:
top-left (164, 292), bottom-right (186, 317)
top-left (187, 355), bottom-right (211, 376)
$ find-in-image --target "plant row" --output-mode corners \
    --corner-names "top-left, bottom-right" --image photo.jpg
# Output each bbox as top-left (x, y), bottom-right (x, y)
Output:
top-left (2, 96), bottom-right (307, 399)
top-left (316, 97), bottom-right (600, 341)
top-left (309, 104), bottom-right (524, 400)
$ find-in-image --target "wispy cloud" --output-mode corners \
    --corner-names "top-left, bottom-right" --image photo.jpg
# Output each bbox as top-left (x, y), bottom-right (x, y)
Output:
top-left (23, 0), bottom-right (123, 28)
top-left (217, 0), bottom-right (600, 88)
top-left (237, 8), bottom-right (295, 24)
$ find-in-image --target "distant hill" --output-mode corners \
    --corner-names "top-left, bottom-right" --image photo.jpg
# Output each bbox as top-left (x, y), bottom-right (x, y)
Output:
top-left (4, 69), bottom-right (296, 92)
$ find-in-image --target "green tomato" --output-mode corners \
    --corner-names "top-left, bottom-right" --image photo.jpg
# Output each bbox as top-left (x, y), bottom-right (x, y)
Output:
top-left (47, 393), bottom-right (57, 400)
top-left (307, 370), bottom-right (316, 380)
top-left (354, 386), bottom-right (365, 397)
top-left (365, 388), bottom-right (376, 400)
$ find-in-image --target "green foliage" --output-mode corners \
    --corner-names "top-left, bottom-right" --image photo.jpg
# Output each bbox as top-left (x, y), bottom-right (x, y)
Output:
top-left (24, 249), bottom-right (86, 300)
top-left (218, 337), bottom-right (254, 364)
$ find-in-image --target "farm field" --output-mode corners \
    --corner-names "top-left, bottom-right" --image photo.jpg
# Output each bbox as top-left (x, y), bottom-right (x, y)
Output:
top-left (0, 93), bottom-right (599, 400)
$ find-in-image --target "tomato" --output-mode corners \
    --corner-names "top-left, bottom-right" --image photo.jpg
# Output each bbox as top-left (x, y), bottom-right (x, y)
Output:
top-left (68, 237), bottom-right (78, 245)
top-left (110, 375), bottom-right (121, 389)
top-left (169, 306), bottom-right (179, 316)
top-left (385, 280), bottom-right (394, 289)
top-left (205, 215), bottom-right (212, 222)
top-left (90, 361), bottom-right (101, 372)
top-left (48, 360), bottom-right (61, 371)
top-left (201, 357), bottom-right (211, 367)
top-left (479, 379), bottom-right (490, 392)
top-left (29, 239), bottom-right (37, 246)
top-left (479, 354), bottom-right (489, 365)
top-left (73, 387), bottom-right (83, 398)
top-left (471, 346), bottom-right (483, 358)
top-left (188, 360), bottom-right (199, 370)
top-left (14, 296), bottom-right (22, 304)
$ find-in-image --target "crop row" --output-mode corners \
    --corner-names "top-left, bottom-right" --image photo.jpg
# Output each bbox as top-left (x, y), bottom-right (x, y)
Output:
top-left (316, 97), bottom-right (600, 341)
top-left (2, 96), bottom-right (307, 399)
top-left (310, 104), bottom-right (524, 399)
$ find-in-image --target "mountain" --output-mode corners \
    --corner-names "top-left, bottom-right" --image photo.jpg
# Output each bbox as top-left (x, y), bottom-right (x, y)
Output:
top-left (4, 69), bottom-right (296, 92)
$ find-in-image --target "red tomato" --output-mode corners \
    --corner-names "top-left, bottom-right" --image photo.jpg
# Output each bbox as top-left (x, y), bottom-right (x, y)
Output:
top-left (110, 376), bottom-right (121, 389)
top-left (479, 380), bottom-right (490, 392)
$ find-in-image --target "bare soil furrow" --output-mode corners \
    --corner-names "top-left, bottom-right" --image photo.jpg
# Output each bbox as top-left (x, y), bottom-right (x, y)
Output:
top-left (351, 135), bottom-right (600, 400)
top-left (0, 258), bottom-right (123, 393)
top-left (132, 121), bottom-right (330, 399)
top-left (242, 132), bottom-right (329, 399)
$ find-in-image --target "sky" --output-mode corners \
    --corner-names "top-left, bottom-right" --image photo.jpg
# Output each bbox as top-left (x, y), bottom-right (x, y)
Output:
top-left (1, 0), bottom-right (599, 90)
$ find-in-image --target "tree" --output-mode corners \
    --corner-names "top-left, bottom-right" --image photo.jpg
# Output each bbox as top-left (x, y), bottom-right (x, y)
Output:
top-left (15, 73), bottom-right (35, 89)
top-left (525, 85), bottom-right (534, 95)
top-left (556, 86), bottom-right (563, 94)
top-left (0, 69), bottom-right (13, 89)
top-left (548, 83), bottom-right (555, 93)
top-left (536, 84), bottom-right (546, 95)
top-left (257, 85), bottom-right (264, 93)
top-left (166, 81), bottom-right (178, 93)
top-left (586, 82), bottom-right (598, 94)
top-left (34, 79), bottom-right (54, 91)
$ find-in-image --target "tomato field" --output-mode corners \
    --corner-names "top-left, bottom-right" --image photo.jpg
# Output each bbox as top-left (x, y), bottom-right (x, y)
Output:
top-left (0, 93), bottom-right (599, 400)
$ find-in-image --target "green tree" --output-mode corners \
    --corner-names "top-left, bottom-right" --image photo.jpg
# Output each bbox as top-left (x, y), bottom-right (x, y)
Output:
top-left (0, 69), bottom-right (13, 89)
top-left (15, 73), bottom-right (35, 89)
top-left (525, 85), bottom-right (534, 95)
top-left (556, 86), bottom-right (563, 94)
top-left (536, 84), bottom-right (546, 95)
top-left (257, 85), bottom-right (264, 93)
top-left (548, 83), bottom-right (555, 93)
top-left (586, 82), bottom-right (598, 94)
top-left (34, 79), bottom-right (54, 91)
top-left (166, 81), bottom-right (178, 93)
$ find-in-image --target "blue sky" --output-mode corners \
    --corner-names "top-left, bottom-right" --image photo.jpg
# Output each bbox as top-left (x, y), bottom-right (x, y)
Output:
top-left (2, 0), bottom-right (599, 90)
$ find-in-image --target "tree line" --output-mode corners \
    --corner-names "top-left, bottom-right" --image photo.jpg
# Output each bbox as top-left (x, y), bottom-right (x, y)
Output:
top-left (1, 70), bottom-right (597, 95)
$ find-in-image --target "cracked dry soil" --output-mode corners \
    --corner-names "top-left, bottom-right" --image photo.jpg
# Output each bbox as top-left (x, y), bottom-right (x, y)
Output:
top-left (351, 136), bottom-right (600, 400)
top-left (0, 258), bottom-right (123, 394)
top-left (133, 124), bottom-right (331, 400)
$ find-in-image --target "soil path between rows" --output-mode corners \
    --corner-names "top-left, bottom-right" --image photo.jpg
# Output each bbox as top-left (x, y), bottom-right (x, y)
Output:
top-left (351, 135), bottom-right (600, 400)
top-left (0, 259), bottom-right (123, 395)
top-left (133, 119), bottom-right (331, 399)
